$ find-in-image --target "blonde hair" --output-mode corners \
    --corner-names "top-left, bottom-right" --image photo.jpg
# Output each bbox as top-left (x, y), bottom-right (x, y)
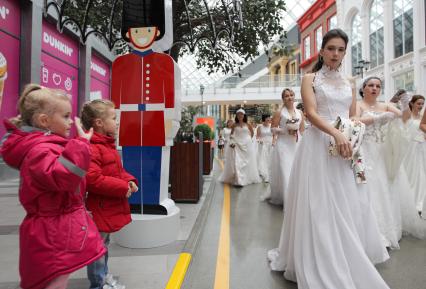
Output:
top-left (10, 84), bottom-right (70, 128)
top-left (80, 99), bottom-right (115, 130)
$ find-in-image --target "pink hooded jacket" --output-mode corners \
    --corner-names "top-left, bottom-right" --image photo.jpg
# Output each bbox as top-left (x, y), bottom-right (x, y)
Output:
top-left (0, 120), bottom-right (106, 289)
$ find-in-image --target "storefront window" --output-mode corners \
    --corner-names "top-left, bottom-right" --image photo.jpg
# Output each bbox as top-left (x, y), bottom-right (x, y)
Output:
top-left (303, 36), bottom-right (311, 60)
top-left (351, 14), bottom-right (362, 76)
top-left (370, 0), bottom-right (384, 68)
top-left (315, 26), bottom-right (322, 52)
top-left (393, 0), bottom-right (413, 58)
top-left (394, 70), bottom-right (414, 92)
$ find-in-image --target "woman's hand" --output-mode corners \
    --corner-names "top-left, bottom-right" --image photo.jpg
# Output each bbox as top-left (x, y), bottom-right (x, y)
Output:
top-left (74, 117), bottom-right (93, 141)
top-left (333, 131), bottom-right (352, 159)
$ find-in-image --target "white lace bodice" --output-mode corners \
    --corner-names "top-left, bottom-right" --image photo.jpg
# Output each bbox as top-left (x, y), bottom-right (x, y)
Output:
top-left (313, 66), bottom-right (353, 122)
top-left (232, 125), bottom-right (252, 143)
top-left (361, 110), bottom-right (387, 143)
top-left (258, 124), bottom-right (273, 143)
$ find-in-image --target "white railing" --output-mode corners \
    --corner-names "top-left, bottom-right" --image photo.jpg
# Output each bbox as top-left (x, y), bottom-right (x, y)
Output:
top-left (181, 74), bottom-right (302, 105)
top-left (182, 74), bottom-right (302, 95)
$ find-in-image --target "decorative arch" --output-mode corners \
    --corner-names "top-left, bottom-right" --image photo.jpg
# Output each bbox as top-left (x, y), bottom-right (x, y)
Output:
top-left (344, 6), bottom-right (360, 32)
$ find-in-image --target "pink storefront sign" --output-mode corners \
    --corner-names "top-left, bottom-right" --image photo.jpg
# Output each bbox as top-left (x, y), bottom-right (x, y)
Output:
top-left (40, 53), bottom-right (78, 117)
top-left (42, 20), bottom-right (79, 67)
top-left (90, 77), bottom-right (110, 100)
top-left (0, 0), bottom-right (20, 138)
top-left (90, 54), bottom-right (111, 100)
top-left (40, 20), bottom-right (79, 136)
top-left (0, 0), bottom-right (21, 37)
top-left (0, 32), bottom-right (20, 138)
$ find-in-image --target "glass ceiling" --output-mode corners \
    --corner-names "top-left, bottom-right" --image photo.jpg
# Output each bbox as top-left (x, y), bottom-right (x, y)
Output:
top-left (180, 0), bottom-right (316, 92)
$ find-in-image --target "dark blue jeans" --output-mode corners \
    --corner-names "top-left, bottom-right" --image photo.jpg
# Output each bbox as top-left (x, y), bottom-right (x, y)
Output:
top-left (87, 233), bottom-right (110, 289)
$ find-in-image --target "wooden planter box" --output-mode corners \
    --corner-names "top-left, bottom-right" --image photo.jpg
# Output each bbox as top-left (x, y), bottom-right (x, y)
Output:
top-left (170, 142), bottom-right (203, 203)
top-left (202, 142), bottom-right (214, 175)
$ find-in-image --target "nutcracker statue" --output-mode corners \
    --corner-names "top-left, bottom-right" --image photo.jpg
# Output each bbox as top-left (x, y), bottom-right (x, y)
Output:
top-left (112, 0), bottom-right (181, 216)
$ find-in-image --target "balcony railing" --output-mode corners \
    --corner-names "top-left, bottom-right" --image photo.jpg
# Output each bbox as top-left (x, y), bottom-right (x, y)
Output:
top-left (182, 74), bottom-right (302, 94)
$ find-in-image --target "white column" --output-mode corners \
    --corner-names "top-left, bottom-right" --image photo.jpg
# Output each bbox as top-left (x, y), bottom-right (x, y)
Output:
top-left (383, 0), bottom-right (394, 99)
top-left (413, 0), bottom-right (425, 94)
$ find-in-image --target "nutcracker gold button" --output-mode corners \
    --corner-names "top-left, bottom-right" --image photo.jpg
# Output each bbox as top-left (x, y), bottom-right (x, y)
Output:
top-left (146, 70), bottom-right (150, 74)
top-left (146, 77), bottom-right (150, 81)
top-left (146, 64), bottom-right (150, 68)
top-left (146, 90), bottom-right (150, 94)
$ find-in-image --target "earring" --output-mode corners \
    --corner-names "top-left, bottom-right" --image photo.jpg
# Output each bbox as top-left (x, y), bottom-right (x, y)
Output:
top-left (319, 55), bottom-right (323, 62)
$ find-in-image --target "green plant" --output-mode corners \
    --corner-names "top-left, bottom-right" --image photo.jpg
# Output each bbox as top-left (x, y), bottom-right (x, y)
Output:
top-left (194, 124), bottom-right (214, 141)
top-left (175, 105), bottom-right (200, 142)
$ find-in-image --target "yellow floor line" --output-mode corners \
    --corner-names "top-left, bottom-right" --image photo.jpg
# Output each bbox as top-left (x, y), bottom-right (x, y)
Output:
top-left (213, 181), bottom-right (231, 289)
top-left (165, 252), bottom-right (192, 289)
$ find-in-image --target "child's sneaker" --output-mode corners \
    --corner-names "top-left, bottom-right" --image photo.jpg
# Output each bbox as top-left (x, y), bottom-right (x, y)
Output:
top-left (105, 274), bottom-right (118, 286)
top-left (102, 284), bottom-right (125, 289)
top-left (103, 274), bottom-right (125, 289)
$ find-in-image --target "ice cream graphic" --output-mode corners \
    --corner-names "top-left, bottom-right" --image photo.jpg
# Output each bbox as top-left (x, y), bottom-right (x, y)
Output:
top-left (0, 52), bottom-right (7, 110)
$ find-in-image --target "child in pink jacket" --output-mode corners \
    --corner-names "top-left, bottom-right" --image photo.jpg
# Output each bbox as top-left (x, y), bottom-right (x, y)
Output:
top-left (0, 84), bottom-right (106, 289)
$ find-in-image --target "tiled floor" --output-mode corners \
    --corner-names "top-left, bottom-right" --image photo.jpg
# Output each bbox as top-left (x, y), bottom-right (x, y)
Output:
top-left (0, 174), bottom-right (212, 289)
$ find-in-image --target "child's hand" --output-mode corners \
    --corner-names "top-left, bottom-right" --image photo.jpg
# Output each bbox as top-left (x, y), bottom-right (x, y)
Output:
top-left (126, 187), bottom-right (132, 198)
top-left (129, 181), bottom-right (138, 193)
top-left (75, 117), bottom-right (93, 141)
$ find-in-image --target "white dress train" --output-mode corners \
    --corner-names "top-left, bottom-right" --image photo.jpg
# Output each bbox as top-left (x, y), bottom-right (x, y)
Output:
top-left (361, 110), bottom-right (402, 249)
top-left (268, 107), bottom-right (301, 205)
top-left (403, 118), bottom-right (426, 212)
top-left (219, 125), bottom-right (261, 186)
top-left (256, 124), bottom-right (273, 182)
top-left (268, 66), bottom-right (390, 289)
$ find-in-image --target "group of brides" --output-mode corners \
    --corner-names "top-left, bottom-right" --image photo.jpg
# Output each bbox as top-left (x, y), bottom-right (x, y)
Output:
top-left (219, 28), bottom-right (426, 288)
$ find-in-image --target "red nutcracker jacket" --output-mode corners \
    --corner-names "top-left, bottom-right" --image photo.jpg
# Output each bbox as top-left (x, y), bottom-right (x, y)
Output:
top-left (112, 50), bottom-right (175, 146)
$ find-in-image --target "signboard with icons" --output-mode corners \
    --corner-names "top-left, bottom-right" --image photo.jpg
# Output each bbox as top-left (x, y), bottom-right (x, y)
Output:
top-left (0, 0), bottom-right (21, 138)
top-left (40, 20), bottom-right (79, 125)
top-left (90, 53), bottom-right (111, 101)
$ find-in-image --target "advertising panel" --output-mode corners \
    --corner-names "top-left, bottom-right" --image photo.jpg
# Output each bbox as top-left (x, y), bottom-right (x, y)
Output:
top-left (0, 0), bottom-right (21, 138)
top-left (90, 54), bottom-right (110, 100)
top-left (41, 20), bottom-right (79, 125)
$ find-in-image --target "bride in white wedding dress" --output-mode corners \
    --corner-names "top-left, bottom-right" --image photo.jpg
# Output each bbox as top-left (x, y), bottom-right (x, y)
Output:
top-left (402, 95), bottom-right (426, 213)
top-left (268, 89), bottom-right (303, 205)
top-left (355, 77), bottom-right (404, 249)
top-left (267, 29), bottom-right (390, 289)
top-left (219, 109), bottom-right (260, 186)
top-left (256, 114), bottom-right (273, 182)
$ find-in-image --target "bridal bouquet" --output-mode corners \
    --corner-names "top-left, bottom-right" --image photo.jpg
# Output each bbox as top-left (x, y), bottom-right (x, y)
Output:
top-left (286, 118), bottom-right (300, 131)
top-left (329, 116), bottom-right (367, 184)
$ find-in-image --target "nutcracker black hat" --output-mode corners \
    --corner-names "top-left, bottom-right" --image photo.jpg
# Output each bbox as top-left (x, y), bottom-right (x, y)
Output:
top-left (121, 0), bottom-right (165, 42)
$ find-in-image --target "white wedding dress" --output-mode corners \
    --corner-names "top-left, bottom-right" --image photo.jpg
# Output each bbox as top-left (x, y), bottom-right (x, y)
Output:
top-left (361, 110), bottom-right (402, 249)
top-left (268, 66), bottom-right (390, 289)
top-left (268, 108), bottom-right (301, 205)
top-left (219, 125), bottom-right (261, 186)
top-left (403, 117), bottom-right (426, 213)
top-left (222, 127), bottom-right (232, 161)
top-left (256, 124), bottom-right (273, 182)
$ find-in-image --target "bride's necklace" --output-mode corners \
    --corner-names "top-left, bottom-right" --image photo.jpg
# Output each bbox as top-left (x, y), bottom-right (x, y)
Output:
top-left (363, 100), bottom-right (378, 110)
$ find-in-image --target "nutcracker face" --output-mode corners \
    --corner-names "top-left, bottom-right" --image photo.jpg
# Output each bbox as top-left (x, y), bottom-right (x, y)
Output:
top-left (126, 27), bottom-right (161, 50)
